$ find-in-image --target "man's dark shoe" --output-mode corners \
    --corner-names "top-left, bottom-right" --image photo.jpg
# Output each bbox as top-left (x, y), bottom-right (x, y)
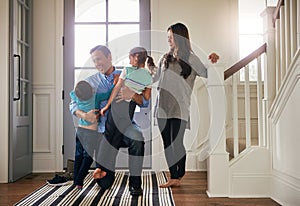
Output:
top-left (47, 174), bottom-right (68, 186)
top-left (129, 186), bottom-right (143, 196)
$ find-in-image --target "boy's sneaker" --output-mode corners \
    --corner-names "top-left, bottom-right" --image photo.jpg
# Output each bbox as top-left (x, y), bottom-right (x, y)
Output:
top-left (47, 174), bottom-right (68, 186)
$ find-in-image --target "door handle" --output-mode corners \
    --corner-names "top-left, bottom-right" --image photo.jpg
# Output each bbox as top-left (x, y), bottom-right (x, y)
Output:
top-left (13, 54), bottom-right (21, 101)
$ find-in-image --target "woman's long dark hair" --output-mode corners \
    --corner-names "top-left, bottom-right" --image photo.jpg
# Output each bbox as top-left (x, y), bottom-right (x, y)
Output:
top-left (164, 23), bottom-right (192, 79)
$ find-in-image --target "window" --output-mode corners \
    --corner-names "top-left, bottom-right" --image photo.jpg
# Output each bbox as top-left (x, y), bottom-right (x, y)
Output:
top-left (239, 0), bottom-right (265, 81)
top-left (74, 0), bottom-right (149, 71)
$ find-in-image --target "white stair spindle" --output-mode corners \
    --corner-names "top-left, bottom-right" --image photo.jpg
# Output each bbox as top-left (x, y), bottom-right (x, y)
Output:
top-left (275, 20), bottom-right (281, 92)
top-left (256, 57), bottom-right (263, 147)
top-left (232, 74), bottom-right (239, 157)
top-left (244, 65), bottom-right (251, 148)
top-left (285, 0), bottom-right (291, 68)
top-left (290, 0), bottom-right (297, 57)
top-left (280, 5), bottom-right (286, 78)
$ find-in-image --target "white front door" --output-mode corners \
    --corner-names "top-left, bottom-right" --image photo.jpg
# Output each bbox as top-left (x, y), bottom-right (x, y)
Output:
top-left (63, 0), bottom-right (151, 169)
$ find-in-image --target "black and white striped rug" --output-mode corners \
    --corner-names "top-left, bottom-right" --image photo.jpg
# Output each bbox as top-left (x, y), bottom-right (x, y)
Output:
top-left (14, 171), bottom-right (175, 206)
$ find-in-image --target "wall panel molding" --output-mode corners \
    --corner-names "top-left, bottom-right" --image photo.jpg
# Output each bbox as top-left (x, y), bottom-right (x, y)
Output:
top-left (33, 88), bottom-right (54, 153)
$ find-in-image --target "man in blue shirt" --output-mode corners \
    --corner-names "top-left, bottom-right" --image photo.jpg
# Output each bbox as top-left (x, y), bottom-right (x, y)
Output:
top-left (69, 45), bottom-right (148, 196)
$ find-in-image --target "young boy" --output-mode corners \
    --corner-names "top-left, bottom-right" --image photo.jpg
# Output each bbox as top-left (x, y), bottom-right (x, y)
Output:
top-left (69, 78), bottom-right (117, 189)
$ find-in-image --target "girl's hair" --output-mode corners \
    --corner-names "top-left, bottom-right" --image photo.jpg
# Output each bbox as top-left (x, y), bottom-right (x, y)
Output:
top-left (129, 47), bottom-right (148, 66)
top-left (75, 80), bottom-right (93, 101)
top-left (146, 56), bottom-right (156, 67)
top-left (164, 22), bottom-right (192, 79)
top-left (129, 46), bottom-right (156, 68)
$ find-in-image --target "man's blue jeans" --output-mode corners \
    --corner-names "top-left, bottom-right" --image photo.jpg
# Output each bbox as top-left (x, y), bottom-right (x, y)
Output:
top-left (74, 127), bottom-right (101, 186)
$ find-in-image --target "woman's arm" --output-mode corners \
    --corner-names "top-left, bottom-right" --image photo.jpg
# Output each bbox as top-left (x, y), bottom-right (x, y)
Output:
top-left (142, 87), bottom-right (151, 101)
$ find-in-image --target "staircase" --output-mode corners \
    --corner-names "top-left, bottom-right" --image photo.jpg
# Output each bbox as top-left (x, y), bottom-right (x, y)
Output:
top-left (206, 0), bottom-right (300, 198)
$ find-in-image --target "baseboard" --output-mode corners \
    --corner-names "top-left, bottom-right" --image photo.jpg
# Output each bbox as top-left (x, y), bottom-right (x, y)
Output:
top-left (271, 171), bottom-right (300, 206)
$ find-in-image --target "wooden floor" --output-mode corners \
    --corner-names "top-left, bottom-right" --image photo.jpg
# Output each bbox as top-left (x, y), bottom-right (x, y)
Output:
top-left (0, 171), bottom-right (281, 206)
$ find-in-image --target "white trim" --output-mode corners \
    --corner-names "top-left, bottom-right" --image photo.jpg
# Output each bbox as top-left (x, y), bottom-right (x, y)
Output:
top-left (273, 169), bottom-right (300, 188)
top-left (0, 0), bottom-right (9, 183)
top-left (271, 170), bottom-right (300, 206)
top-left (54, 0), bottom-right (64, 172)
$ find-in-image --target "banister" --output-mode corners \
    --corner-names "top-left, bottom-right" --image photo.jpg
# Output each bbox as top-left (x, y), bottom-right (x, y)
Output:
top-left (224, 43), bottom-right (267, 80)
top-left (272, 0), bottom-right (284, 27)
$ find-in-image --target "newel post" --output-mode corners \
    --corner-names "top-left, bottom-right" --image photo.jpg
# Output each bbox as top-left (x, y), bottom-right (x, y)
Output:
top-left (261, 7), bottom-right (276, 108)
top-left (206, 65), bottom-right (229, 197)
top-left (261, 7), bottom-right (276, 148)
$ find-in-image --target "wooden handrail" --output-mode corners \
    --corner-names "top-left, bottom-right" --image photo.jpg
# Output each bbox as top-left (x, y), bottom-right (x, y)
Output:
top-left (224, 43), bottom-right (267, 80)
top-left (272, 0), bottom-right (284, 27)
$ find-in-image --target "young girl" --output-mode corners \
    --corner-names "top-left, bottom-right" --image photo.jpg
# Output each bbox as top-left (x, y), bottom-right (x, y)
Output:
top-left (100, 46), bottom-right (152, 136)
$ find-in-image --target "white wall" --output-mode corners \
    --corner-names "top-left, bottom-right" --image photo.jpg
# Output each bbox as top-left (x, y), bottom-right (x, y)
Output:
top-left (151, 0), bottom-right (239, 65)
top-left (0, 0), bottom-right (10, 183)
top-left (150, 0), bottom-right (239, 170)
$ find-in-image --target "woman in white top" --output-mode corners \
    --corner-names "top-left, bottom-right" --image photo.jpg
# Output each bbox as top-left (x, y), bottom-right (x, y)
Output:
top-left (154, 22), bottom-right (219, 188)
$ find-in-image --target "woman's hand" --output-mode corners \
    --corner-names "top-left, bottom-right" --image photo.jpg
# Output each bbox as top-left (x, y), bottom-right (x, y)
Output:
top-left (208, 53), bottom-right (219, 64)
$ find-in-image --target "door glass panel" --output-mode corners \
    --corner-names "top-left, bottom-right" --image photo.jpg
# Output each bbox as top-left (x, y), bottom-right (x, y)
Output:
top-left (25, 0), bottom-right (29, 7)
top-left (17, 4), bottom-right (22, 40)
top-left (75, 69), bottom-right (98, 85)
top-left (24, 46), bottom-right (29, 79)
top-left (75, 0), bottom-right (106, 22)
top-left (108, 24), bottom-right (139, 42)
top-left (17, 81), bottom-right (28, 116)
top-left (108, 24), bottom-right (139, 66)
top-left (75, 25), bottom-right (106, 67)
top-left (17, 43), bottom-right (21, 55)
top-left (22, 81), bottom-right (29, 116)
top-left (20, 44), bottom-right (25, 79)
top-left (239, 34), bottom-right (264, 81)
top-left (108, 0), bottom-right (139, 22)
top-left (24, 6), bottom-right (29, 42)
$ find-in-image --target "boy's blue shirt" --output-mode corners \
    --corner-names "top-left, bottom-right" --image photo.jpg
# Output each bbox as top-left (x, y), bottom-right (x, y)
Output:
top-left (69, 89), bottom-right (112, 126)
